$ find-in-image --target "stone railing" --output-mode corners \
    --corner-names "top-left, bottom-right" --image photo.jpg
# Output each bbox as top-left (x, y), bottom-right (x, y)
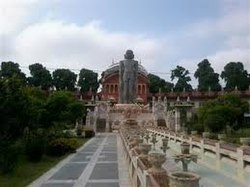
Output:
top-left (120, 125), bottom-right (201, 187)
top-left (147, 127), bottom-right (250, 185)
top-left (120, 130), bottom-right (161, 187)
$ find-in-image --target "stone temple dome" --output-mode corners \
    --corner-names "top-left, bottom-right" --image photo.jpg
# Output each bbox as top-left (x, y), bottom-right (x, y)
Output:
top-left (104, 62), bottom-right (148, 78)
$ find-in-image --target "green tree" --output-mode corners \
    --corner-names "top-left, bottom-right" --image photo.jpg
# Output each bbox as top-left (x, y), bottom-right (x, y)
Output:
top-left (22, 87), bottom-right (47, 129)
top-left (204, 113), bottom-right (226, 133)
top-left (41, 91), bottom-right (84, 128)
top-left (78, 68), bottom-right (99, 93)
top-left (28, 63), bottom-right (52, 90)
top-left (148, 73), bottom-right (173, 93)
top-left (52, 69), bottom-right (77, 91)
top-left (194, 59), bottom-right (221, 91)
top-left (171, 65), bottom-right (192, 92)
top-left (221, 62), bottom-right (250, 90)
top-left (198, 94), bottom-right (249, 133)
top-left (0, 61), bottom-right (26, 83)
top-left (0, 77), bottom-right (30, 140)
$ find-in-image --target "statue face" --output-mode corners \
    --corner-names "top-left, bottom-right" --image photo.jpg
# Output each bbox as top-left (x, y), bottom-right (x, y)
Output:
top-left (124, 50), bottom-right (134, 60)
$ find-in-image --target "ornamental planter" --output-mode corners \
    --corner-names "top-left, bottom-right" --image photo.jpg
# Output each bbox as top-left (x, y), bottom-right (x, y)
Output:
top-left (180, 142), bottom-right (190, 154)
top-left (148, 151), bottom-right (166, 173)
top-left (139, 143), bottom-right (151, 156)
top-left (162, 138), bottom-right (169, 147)
top-left (169, 172), bottom-right (200, 187)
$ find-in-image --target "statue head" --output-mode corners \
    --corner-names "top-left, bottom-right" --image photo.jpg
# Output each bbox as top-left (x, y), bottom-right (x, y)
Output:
top-left (124, 49), bottom-right (134, 60)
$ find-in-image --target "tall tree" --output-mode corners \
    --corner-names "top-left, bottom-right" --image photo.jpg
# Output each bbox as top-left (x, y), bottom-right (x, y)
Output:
top-left (148, 73), bottom-right (174, 93)
top-left (78, 68), bottom-right (99, 93)
top-left (171, 65), bottom-right (192, 92)
top-left (28, 63), bottom-right (52, 90)
top-left (221, 62), bottom-right (250, 90)
top-left (0, 61), bottom-right (26, 83)
top-left (194, 59), bottom-right (221, 91)
top-left (0, 77), bottom-right (31, 140)
top-left (52, 69), bottom-right (77, 91)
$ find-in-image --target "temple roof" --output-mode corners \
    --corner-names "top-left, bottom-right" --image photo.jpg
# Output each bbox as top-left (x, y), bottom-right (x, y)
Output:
top-left (103, 62), bottom-right (148, 78)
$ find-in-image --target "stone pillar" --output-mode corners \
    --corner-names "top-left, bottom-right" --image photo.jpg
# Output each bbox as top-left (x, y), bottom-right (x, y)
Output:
top-left (236, 147), bottom-right (244, 181)
top-left (186, 108), bottom-right (192, 122)
top-left (200, 139), bottom-right (205, 161)
top-left (189, 137), bottom-right (192, 151)
top-left (215, 142), bottom-right (221, 170)
top-left (175, 109), bottom-right (181, 132)
top-left (152, 96), bottom-right (155, 113)
top-left (105, 115), bottom-right (110, 132)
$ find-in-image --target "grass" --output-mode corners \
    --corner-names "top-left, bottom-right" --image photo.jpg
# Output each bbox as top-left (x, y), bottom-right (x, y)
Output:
top-left (0, 137), bottom-right (89, 187)
top-left (224, 128), bottom-right (250, 144)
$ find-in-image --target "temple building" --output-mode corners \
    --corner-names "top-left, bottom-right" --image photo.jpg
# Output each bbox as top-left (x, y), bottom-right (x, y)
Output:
top-left (84, 50), bottom-right (250, 133)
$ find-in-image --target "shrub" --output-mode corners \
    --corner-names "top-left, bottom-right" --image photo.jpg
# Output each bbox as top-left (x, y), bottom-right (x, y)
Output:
top-left (46, 138), bottom-right (79, 157)
top-left (0, 143), bottom-right (20, 174)
top-left (62, 130), bottom-right (77, 138)
top-left (24, 128), bottom-right (46, 162)
top-left (204, 114), bottom-right (225, 133)
top-left (83, 127), bottom-right (95, 138)
top-left (192, 123), bottom-right (204, 134)
top-left (76, 128), bottom-right (83, 137)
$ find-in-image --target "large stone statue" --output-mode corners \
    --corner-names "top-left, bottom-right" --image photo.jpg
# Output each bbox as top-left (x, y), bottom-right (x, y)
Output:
top-left (119, 50), bottom-right (138, 103)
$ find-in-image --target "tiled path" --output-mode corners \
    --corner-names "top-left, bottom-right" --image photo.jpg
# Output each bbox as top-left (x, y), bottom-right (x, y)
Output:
top-left (28, 134), bottom-right (131, 187)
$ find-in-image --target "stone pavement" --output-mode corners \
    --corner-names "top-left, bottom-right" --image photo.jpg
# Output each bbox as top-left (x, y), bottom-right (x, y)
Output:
top-left (28, 133), bottom-right (131, 187)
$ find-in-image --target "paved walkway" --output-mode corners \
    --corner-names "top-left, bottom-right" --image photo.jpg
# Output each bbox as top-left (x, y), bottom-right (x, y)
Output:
top-left (28, 133), bottom-right (131, 187)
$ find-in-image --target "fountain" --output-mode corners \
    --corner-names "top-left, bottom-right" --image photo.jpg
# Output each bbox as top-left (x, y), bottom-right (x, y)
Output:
top-left (151, 134), bottom-right (158, 150)
top-left (173, 142), bottom-right (198, 172)
top-left (144, 133), bottom-right (150, 143)
top-left (160, 138), bottom-right (169, 153)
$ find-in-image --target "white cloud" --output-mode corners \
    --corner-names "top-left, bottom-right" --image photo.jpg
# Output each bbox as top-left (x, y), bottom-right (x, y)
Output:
top-left (0, 0), bottom-right (249, 90)
top-left (0, 0), bottom-right (41, 34)
top-left (173, 0), bottom-right (250, 77)
top-left (14, 20), bottom-right (163, 73)
top-left (207, 48), bottom-right (250, 72)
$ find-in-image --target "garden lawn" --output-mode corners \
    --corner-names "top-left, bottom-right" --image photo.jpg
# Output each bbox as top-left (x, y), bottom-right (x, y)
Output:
top-left (224, 128), bottom-right (250, 144)
top-left (0, 138), bottom-right (89, 187)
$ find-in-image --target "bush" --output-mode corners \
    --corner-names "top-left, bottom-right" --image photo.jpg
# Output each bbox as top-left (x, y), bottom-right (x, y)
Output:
top-left (62, 130), bottom-right (77, 138)
top-left (0, 143), bottom-right (21, 174)
top-left (46, 138), bottom-right (79, 157)
top-left (76, 128), bottom-right (83, 137)
top-left (83, 127), bottom-right (95, 138)
top-left (204, 114), bottom-right (225, 133)
top-left (192, 123), bottom-right (204, 134)
top-left (24, 128), bottom-right (46, 162)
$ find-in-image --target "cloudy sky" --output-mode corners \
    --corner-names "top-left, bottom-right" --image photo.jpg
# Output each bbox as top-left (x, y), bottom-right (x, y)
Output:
top-left (0, 0), bottom-right (249, 85)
